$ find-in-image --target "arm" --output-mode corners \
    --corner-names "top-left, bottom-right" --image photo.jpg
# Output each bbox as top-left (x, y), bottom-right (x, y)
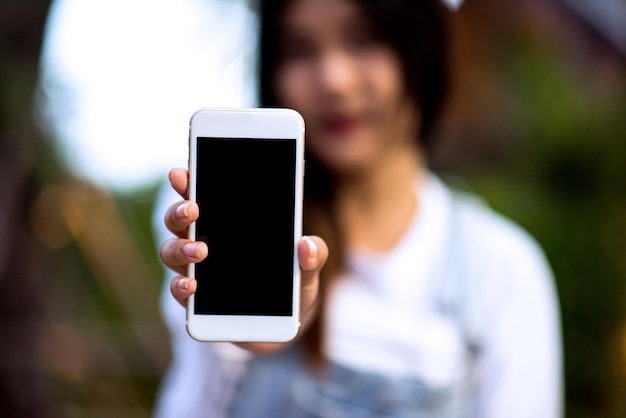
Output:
top-left (474, 240), bottom-right (563, 418)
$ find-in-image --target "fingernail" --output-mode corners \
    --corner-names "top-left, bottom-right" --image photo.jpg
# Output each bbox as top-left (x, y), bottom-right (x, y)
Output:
top-left (183, 243), bottom-right (200, 258)
top-left (304, 236), bottom-right (318, 260)
top-left (178, 277), bottom-right (190, 290)
top-left (176, 203), bottom-right (190, 218)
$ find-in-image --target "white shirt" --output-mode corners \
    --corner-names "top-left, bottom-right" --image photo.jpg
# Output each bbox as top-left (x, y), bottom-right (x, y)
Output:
top-left (326, 175), bottom-right (464, 387)
top-left (152, 174), bottom-right (562, 418)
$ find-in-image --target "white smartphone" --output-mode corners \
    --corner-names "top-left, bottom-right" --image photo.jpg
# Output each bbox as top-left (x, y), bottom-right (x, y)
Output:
top-left (187, 108), bottom-right (305, 342)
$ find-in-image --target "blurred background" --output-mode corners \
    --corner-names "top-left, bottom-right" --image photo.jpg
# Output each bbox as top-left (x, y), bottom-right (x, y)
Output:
top-left (0, 0), bottom-right (624, 417)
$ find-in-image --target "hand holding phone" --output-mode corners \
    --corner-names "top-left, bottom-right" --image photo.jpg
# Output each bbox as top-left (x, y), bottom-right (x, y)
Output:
top-left (176, 108), bottom-right (318, 343)
top-left (162, 170), bottom-right (327, 351)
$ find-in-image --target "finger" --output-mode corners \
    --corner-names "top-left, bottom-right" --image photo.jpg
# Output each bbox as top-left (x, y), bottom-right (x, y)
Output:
top-left (164, 200), bottom-right (200, 238)
top-left (298, 235), bottom-right (328, 319)
top-left (160, 238), bottom-right (208, 276)
top-left (169, 168), bottom-right (189, 199)
top-left (170, 275), bottom-right (197, 307)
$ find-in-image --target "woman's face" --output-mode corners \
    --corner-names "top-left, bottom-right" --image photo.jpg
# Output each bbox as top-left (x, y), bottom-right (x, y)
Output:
top-left (274, 0), bottom-right (419, 175)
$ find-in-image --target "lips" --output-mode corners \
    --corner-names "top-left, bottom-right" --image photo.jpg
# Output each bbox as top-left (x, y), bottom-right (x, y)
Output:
top-left (322, 114), bottom-right (362, 136)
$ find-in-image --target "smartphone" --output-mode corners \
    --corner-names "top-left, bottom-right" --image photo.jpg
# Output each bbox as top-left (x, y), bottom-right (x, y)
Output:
top-left (187, 108), bottom-right (305, 342)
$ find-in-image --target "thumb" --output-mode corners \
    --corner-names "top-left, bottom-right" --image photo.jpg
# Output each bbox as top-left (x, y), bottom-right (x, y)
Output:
top-left (298, 236), bottom-right (328, 322)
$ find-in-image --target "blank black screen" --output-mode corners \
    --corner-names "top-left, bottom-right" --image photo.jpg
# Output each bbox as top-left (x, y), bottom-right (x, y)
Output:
top-left (194, 137), bottom-right (296, 316)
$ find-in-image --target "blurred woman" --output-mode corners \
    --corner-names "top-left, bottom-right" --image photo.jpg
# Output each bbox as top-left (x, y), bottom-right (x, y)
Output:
top-left (156, 0), bottom-right (562, 416)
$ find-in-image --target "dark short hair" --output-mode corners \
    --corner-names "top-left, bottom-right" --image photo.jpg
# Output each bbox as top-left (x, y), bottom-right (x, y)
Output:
top-left (257, 0), bottom-right (450, 148)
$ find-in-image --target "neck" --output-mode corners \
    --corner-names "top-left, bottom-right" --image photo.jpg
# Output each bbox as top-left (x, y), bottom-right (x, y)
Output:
top-left (335, 145), bottom-right (426, 253)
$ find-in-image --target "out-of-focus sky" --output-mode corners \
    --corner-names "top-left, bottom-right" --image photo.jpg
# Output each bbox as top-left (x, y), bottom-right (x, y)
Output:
top-left (38, 0), bottom-right (257, 190)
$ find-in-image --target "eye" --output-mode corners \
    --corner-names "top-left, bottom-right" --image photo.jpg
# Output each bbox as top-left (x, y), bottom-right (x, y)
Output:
top-left (345, 21), bottom-right (382, 52)
top-left (279, 35), bottom-right (316, 61)
top-left (349, 28), bottom-right (378, 48)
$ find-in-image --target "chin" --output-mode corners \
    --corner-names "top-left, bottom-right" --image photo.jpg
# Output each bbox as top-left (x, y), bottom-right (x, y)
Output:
top-left (307, 136), bottom-right (379, 175)
top-left (318, 153), bottom-right (374, 177)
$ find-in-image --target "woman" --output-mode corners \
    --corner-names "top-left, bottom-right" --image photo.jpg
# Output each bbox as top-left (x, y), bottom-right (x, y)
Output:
top-left (156, 0), bottom-right (562, 416)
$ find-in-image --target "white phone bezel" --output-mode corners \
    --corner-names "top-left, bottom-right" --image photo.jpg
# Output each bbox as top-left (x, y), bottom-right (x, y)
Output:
top-left (186, 108), bottom-right (305, 342)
